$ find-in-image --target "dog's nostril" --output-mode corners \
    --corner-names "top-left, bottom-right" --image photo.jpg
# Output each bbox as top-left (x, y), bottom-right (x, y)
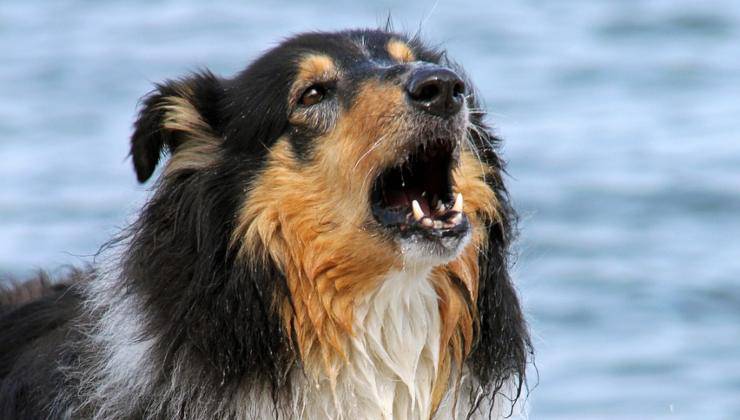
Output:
top-left (452, 81), bottom-right (465, 97)
top-left (413, 83), bottom-right (441, 102)
top-left (406, 66), bottom-right (465, 118)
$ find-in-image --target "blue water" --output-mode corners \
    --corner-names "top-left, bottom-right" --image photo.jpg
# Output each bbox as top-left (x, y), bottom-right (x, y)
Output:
top-left (2, 1), bottom-right (739, 418)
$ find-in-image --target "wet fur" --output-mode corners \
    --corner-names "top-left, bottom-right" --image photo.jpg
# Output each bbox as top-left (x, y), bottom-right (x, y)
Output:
top-left (0, 29), bottom-right (531, 419)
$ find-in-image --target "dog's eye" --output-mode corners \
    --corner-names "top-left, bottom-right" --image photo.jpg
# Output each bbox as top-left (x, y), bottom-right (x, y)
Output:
top-left (299, 84), bottom-right (326, 107)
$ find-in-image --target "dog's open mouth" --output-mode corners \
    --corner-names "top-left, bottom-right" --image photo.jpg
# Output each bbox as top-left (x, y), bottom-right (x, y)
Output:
top-left (371, 139), bottom-right (469, 239)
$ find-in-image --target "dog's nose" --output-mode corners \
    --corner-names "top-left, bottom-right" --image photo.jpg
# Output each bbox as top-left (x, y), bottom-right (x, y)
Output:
top-left (406, 66), bottom-right (465, 118)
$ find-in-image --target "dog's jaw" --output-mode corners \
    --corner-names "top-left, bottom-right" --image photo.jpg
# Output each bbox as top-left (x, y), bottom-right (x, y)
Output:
top-left (398, 227), bottom-right (472, 270)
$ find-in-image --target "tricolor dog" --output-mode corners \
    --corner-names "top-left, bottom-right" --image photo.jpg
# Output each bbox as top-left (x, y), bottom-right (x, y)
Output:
top-left (0, 29), bottom-right (531, 419)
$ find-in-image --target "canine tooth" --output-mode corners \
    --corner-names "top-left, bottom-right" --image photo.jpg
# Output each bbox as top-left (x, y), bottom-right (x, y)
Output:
top-left (452, 193), bottom-right (463, 212)
top-left (411, 200), bottom-right (424, 221)
top-left (449, 212), bottom-right (463, 225)
top-left (436, 200), bottom-right (445, 212)
top-left (421, 217), bottom-right (433, 227)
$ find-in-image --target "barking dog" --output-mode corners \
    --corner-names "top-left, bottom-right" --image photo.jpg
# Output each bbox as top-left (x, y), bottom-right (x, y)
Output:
top-left (0, 29), bottom-right (530, 419)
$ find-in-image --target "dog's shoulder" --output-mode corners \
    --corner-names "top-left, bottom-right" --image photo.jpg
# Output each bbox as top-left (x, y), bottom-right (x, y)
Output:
top-left (0, 269), bottom-right (86, 314)
top-left (0, 270), bottom-right (86, 417)
top-left (0, 270), bottom-right (85, 376)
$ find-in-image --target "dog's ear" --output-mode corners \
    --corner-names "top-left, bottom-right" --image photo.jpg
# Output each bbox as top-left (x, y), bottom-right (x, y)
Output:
top-left (465, 122), bottom-right (532, 410)
top-left (130, 71), bottom-right (223, 183)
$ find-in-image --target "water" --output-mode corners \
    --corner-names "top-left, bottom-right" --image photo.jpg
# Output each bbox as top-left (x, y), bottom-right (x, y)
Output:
top-left (1, 1), bottom-right (739, 418)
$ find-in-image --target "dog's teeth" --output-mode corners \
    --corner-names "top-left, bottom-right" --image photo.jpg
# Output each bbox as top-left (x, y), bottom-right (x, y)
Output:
top-left (452, 193), bottom-right (463, 212)
top-left (449, 212), bottom-right (463, 225)
top-left (433, 220), bottom-right (444, 229)
top-left (421, 217), bottom-right (433, 227)
top-left (411, 200), bottom-right (424, 221)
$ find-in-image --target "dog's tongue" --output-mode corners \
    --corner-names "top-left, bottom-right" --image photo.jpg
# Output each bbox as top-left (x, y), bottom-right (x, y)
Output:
top-left (405, 187), bottom-right (431, 214)
top-left (383, 189), bottom-right (408, 208)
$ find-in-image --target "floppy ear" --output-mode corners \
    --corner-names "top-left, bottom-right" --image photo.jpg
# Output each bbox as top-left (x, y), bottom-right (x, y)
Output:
top-left (130, 71), bottom-right (224, 182)
top-left (466, 122), bottom-right (532, 408)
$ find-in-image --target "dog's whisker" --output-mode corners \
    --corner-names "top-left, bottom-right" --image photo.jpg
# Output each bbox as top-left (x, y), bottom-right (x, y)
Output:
top-left (353, 137), bottom-right (385, 171)
top-left (464, 124), bottom-right (489, 183)
top-left (2, 28), bottom-right (529, 420)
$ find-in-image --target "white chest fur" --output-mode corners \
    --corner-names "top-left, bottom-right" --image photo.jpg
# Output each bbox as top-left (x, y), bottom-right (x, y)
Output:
top-left (297, 267), bottom-right (442, 420)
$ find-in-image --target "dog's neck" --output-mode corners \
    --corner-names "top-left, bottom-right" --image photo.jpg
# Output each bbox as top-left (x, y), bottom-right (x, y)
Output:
top-left (79, 255), bottom-right (517, 419)
top-left (295, 266), bottom-right (442, 419)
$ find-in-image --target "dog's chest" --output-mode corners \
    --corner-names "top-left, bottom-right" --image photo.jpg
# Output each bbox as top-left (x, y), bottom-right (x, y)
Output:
top-left (300, 268), bottom-right (442, 419)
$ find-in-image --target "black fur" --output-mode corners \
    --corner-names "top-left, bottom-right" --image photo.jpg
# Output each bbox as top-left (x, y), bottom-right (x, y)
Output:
top-left (0, 272), bottom-right (84, 420)
top-left (468, 117), bottom-right (532, 415)
top-left (0, 28), bottom-right (530, 419)
top-left (122, 159), bottom-right (295, 407)
top-left (131, 71), bottom-right (225, 183)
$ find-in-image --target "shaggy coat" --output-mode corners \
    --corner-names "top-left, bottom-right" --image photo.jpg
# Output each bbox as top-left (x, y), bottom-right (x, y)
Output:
top-left (0, 29), bottom-right (531, 419)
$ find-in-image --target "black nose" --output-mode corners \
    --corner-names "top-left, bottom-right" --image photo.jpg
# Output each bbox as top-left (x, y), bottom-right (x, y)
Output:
top-left (406, 66), bottom-right (465, 118)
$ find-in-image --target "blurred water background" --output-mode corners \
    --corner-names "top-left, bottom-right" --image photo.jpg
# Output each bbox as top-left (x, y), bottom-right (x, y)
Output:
top-left (1, 0), bottom-right (739, 418)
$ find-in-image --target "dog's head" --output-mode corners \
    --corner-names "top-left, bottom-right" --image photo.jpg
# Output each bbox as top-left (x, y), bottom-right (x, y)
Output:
top-left (128, 28), bottom-right (529, 413)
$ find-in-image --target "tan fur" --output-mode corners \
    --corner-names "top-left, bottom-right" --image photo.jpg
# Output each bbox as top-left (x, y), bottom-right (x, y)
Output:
top-left (233, 137), bottom-right (400, 377)
top-left (429, 150), bottom-right (501, 413)
top-left (387, 39), bottom-right (416, 63)
top-left (289, 54), bottom-right (340, 107)
top-left (233, 76), bottom-right (501, 417)
top-left (297, 54), bottom-right (336, 82)
top-left (157, 86), bottom-right (221, 178)
top-left (235, 79), bottom-right (415, 375)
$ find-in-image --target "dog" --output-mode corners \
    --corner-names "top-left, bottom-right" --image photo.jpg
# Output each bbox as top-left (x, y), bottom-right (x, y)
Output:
top-left (0, 28), bottom-right (531, 419)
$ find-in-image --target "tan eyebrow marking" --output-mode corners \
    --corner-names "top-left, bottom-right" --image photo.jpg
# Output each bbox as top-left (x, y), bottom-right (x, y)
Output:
top-left (296, 54), bottom-right (337, 83)
top-left (290, 54), bottom-right (339, 107)
top-left (386, 39), bottom-right (416, 63)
